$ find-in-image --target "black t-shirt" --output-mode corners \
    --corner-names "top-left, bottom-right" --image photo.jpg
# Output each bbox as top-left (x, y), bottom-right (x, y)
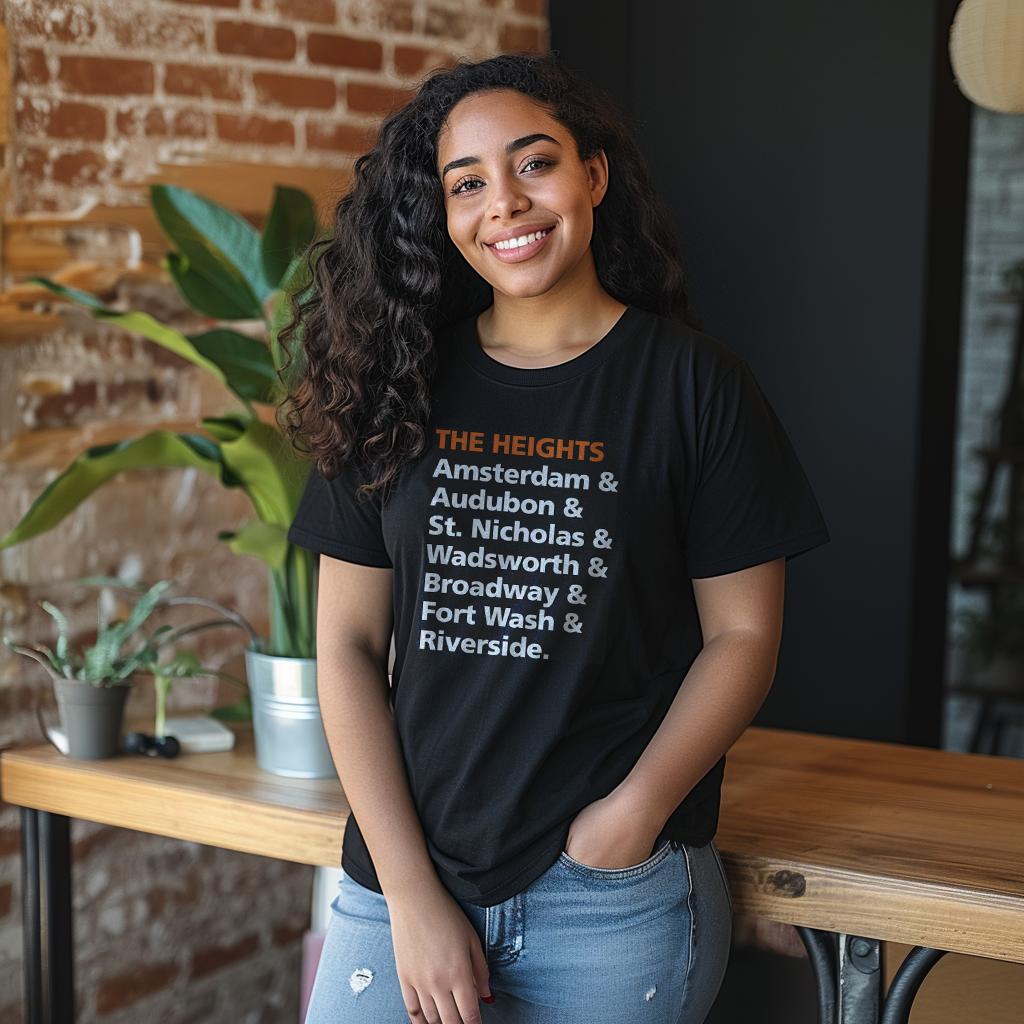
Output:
top-left (288, 306), bottom-right (829, 907)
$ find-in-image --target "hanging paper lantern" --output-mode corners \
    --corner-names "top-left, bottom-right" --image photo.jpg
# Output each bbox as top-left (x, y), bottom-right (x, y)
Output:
top-left (950, 0), bottom-right (1024, 113)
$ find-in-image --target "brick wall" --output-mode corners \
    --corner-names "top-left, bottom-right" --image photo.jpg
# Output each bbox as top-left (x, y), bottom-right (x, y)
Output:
top-left (0, 1), bottom-right (548, 1021)
top-left (8, 0), bottom-right (547, 212)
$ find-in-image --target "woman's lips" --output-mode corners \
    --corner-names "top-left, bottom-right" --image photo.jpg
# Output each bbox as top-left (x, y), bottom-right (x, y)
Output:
top-left (486, 226), bottom-right (555, 264)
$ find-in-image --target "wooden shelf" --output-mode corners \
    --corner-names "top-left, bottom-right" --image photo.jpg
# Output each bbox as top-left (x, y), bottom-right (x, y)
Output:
top-left (0, 419), bottom-right (204, 470)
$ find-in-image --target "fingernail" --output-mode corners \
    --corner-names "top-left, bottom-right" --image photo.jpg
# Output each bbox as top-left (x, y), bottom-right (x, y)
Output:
top-left (482, 995), bottom-right (495, 1004)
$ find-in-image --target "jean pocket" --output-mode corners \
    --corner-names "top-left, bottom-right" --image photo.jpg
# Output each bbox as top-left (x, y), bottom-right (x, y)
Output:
top-left (558, 838), bottom-right (673, 880)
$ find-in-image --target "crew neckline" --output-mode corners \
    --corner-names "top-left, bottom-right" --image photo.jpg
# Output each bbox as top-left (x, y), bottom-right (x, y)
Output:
top-left (454, 305), bottom-right (651, 387)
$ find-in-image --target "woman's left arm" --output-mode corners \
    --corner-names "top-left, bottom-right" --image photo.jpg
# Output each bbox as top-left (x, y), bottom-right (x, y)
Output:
top-left (564, 557), bottom-right (785, 869)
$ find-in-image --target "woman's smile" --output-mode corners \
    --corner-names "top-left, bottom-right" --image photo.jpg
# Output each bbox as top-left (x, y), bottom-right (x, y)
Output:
top-left (485, 224), bottom-right (556, 262)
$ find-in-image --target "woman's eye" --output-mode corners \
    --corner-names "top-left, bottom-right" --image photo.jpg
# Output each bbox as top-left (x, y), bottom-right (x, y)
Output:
top-left (451, 177), bottom-right (484, 196)
top-left (522, 158), bottom-right (553, 173)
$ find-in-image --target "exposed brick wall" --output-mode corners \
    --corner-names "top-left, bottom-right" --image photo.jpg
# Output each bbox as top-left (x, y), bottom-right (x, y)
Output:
top-left (7, 0), bottom-right (548, 212)
top-left (0, 1), bottom-right (549, 1021)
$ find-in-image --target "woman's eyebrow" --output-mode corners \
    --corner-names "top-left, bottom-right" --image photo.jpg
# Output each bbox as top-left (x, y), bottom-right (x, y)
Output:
top-left (441, 134), bottom-right (561, 177)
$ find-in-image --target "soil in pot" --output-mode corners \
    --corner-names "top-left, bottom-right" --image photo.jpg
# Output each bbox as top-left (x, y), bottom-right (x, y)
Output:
top-left (55, 679), bottom-right (130, 759)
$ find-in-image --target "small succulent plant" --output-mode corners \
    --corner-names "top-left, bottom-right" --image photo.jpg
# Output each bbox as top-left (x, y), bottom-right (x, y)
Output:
top-left (4, 578), bottom-right (255, 735)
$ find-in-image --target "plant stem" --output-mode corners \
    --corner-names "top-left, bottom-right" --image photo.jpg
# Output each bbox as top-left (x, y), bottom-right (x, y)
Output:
top-left (154, 673), bottom-right (171, 738)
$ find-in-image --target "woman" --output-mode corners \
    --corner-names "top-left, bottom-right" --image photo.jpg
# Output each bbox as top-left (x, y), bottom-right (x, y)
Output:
top-left (286, 54), bottom-right (827, 1024)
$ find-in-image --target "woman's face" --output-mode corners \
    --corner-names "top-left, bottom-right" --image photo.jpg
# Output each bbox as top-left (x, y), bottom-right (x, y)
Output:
top-left (437, 89), bottom-right (609, 300)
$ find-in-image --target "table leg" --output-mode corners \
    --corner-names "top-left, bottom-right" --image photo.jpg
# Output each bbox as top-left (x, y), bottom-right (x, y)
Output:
top-left (797, 926), bottom-right (837, 1024)
top-left (838, 935), bottom-right (881, 1023)
top-left (40, 812), bottom-right (74, 1024)
top-left (21, 808), bottom-right (43, 1024)
top-left (799, 927), bottom-right (947, 1024)
top-left (880, 946), bottom-right (947, 1024)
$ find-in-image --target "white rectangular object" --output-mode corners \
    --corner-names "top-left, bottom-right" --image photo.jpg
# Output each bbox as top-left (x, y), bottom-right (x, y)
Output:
top-left (164, 716), bottom-right (236, 753)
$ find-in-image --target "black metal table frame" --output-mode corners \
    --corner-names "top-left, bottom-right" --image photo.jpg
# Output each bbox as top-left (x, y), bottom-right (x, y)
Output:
top-left (18, 807), bottom-right (955, 1024)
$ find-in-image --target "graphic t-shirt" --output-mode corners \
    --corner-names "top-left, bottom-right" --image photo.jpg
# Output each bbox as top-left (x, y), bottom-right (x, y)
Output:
top-left (288, 306), bottom-right (829, 907)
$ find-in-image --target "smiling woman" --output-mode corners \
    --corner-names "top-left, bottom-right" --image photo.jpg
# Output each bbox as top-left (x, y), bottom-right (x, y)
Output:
top-left (280, 54), bottom-right (828, 1024)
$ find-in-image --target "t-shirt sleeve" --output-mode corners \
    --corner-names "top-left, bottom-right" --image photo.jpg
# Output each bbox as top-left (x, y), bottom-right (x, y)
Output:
top-left (287, 463), bottom-right (393, 568)
top-left (684, 361), bottom-right (829, 578)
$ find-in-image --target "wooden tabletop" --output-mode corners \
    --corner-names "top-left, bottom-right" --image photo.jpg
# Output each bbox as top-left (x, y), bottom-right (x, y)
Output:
top-left (2, 726), bottom-right (1022, 963)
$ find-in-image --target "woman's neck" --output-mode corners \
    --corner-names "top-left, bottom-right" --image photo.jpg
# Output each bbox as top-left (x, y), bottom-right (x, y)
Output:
top-left (475, 251), bottom-right (627, 369)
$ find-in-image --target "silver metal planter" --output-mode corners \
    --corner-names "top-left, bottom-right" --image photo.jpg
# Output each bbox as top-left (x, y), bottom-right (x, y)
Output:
top-left (245, 651), bottom-right (336, 778)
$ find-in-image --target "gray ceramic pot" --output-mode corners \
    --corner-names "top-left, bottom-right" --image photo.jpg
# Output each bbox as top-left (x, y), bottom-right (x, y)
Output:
top-left (55, 679), bottom-right (130, 759)
top-left (245, 650), bottom-right (336, 778)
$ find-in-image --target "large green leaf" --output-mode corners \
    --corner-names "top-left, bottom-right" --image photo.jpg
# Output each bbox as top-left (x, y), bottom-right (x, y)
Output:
top-left (0, 433), bottom-right (230, 550)
top-left (164, 252), bottom-right (263, 321)
top-left (261, 186), bottom-right (317, 289)
top-left (220, 519), bottom-right (290, 570)
top-left (202, 416), bottom-right (309, 526)
top-left (189, 329), bottom-right (280, 404)
top-left (151, 184), bottom-right (273, 317)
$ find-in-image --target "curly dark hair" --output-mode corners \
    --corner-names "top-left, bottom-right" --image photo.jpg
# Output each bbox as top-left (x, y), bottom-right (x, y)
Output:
top-left (282, 52), bottom-right (694, 493)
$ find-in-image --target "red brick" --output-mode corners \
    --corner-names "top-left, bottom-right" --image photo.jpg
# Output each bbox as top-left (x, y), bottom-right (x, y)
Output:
top-left (215, 21), bottom-right (296, 61)
top-left (107, 13), bottom-right (206, 50)
top-left (17, 101), bottom-right (107, 142)
top-left (164, 64), bottom-right (242, 101)
top-left (21, 5), bottom-right (99, 42)
top-left (306, 119), bottom-right (376, 153)
top-left (499, 23), bottom-right (544, 52)
top-left (253, 72), bottom-right (336, 110)
top-left (0, 828), bottom-right (19, 857)
top-left (216, 113), bottom-right (294, 147)
top-left (59, 56), bottom-right (154, 96)
top-left (271, 921), bottom-right (307, 946)
top-left (307, 33), bottom-right (382, 70)
top-left (346, 81), bottom-right (414, 116)
top-left (382, 1), bottom-right (415, 31)
top-left (0, 883), bottom-right (12, 918)
top-left (95, 962), bottom-right (178, 1013)
top-left (172, 108), bottom-right (208, 139)
top-left (191, 932), bottom-right (260, 977)
top-left (425, 6), bottom-right (473, 39)
top-left (34, 382), bottom-right (98, 425)
top-left (17, 146), bottom-right (48, 183)
top-left (51, 150), bottom-right (105, 186)
top-left (15, 47), bottom-right (49, 86)
top-left (72, 825), bottom-right (120, 862)
top-left (253, 0), bottom-right (336, 23)
top-left (145, 109), bottom-right (168, 137)
top-left (394, 45), bottom-right (448, 77)
top-left (514, 0), bottom-right (546, 13)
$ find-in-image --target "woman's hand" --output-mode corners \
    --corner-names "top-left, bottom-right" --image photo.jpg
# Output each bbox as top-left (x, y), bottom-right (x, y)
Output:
top-left (563, 789), bottom-right (664, 869)
top-left (388, 881), bottom-right (493, 1024)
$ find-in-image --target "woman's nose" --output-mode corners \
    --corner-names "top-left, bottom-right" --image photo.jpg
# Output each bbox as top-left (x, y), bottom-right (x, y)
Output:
top-left (489, 174), bottom-right (530, 219)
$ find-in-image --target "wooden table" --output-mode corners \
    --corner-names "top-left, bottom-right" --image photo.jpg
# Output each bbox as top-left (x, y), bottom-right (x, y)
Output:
top-left (3, 726), bottom-right (1023, 1024)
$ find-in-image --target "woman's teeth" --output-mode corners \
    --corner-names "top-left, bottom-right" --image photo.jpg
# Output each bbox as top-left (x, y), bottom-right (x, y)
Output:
top-left (493, 228), bottom-right (551, 251)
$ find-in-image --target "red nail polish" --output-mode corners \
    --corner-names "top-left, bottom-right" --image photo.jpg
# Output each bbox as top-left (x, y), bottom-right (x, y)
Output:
top-left (482, 995), bottom-right (496, 1004)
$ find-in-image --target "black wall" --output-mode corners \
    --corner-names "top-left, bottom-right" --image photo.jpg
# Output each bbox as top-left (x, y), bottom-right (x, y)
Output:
top-left (550, 0), bottom-right (971, 743)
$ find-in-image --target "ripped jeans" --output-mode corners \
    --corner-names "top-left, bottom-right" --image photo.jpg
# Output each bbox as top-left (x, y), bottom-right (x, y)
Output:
top-left (304, 840), bottom-right (732, 1024)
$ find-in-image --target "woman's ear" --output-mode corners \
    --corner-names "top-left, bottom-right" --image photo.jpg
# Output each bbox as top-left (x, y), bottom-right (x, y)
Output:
top-left (587, 150), bottom-right (610, 208)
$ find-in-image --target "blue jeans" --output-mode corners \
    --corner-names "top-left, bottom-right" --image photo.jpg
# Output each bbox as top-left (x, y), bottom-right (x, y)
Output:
top-left (305, 841), bottom-right (732, 1023)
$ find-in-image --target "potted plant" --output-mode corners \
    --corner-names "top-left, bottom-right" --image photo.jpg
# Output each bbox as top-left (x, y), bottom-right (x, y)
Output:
top-left (0, 185), bottom-right (335, 777)
top-left (2, 578), bottom-right (250, 759)
top-left (955, 598), bottom-right (1024, 693)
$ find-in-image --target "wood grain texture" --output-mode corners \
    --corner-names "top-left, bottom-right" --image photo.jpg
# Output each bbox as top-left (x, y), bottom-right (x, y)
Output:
top-left (717, 729), bottom-right (1024, 962)
top-left (0, 726), bottom-right (348, 866)
top-left (2, 726), bottom-right (1022, 961)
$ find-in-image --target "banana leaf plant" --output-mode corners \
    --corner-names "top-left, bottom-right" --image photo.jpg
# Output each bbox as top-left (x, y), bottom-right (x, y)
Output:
top-left (0, 184), bottom-right (322, 659)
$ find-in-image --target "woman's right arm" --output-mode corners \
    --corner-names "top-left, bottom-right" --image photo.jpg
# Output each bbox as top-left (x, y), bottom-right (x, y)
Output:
top-left (316, 555), bottom-right (492, 1024)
